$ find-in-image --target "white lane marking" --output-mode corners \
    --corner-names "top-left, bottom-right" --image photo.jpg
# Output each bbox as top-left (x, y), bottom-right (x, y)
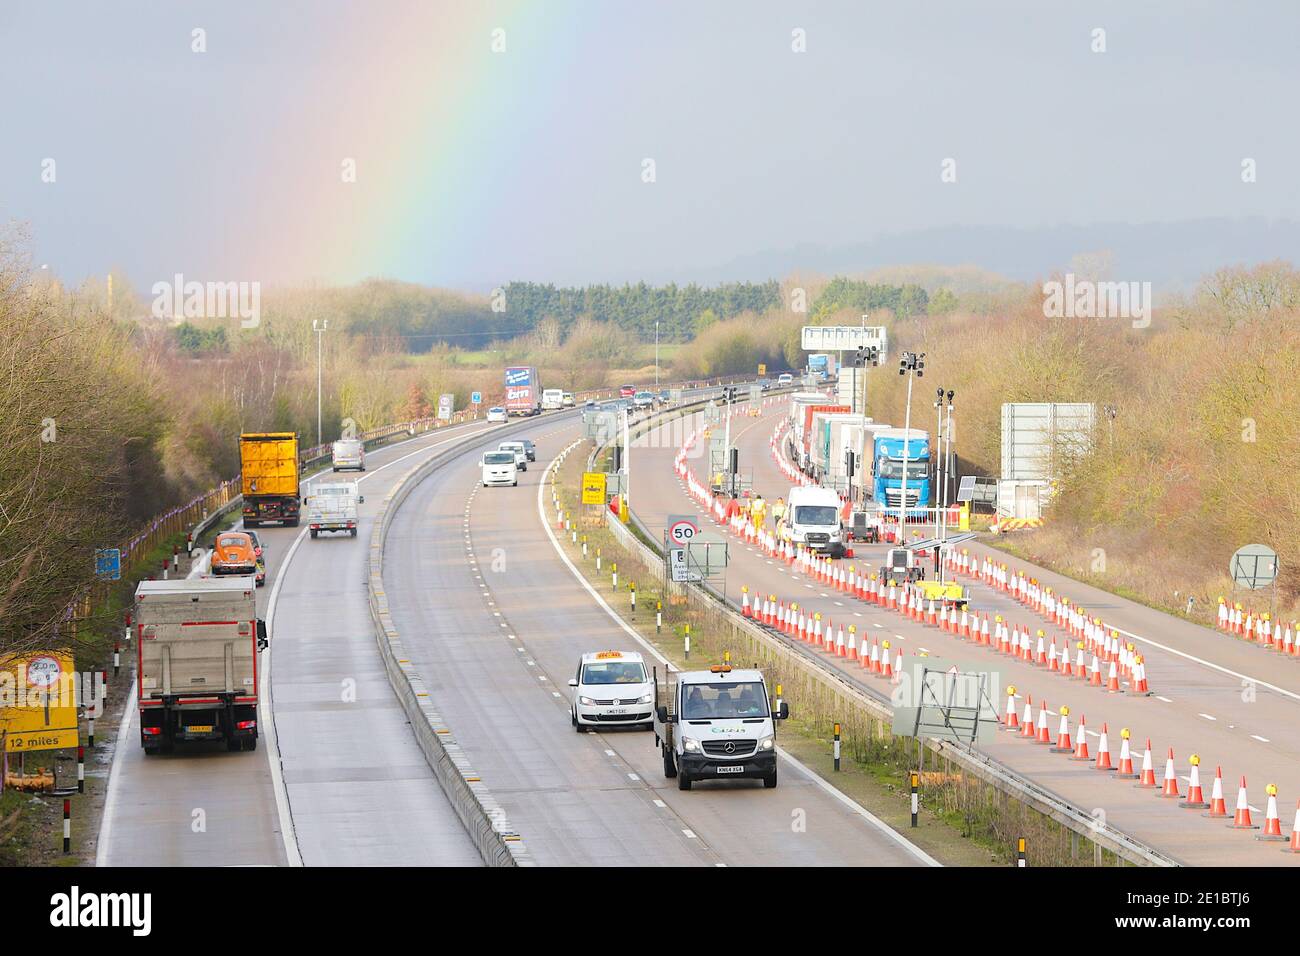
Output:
top-left (778, 749), bottom-right (941, 867)
top-left (1199, 713), bottom-right (1216, 721)
top-left (628, 773), bottom-right (640, 781)
top-left (94, 684), bottom-right (138, 866)
top-left (1155, 695), bottom-right (1173, 703)
top-left (538, 447), bottom-right (939, 867)
top-left (653, 799), bottom-right (667, 808)
top-left (1250, 734), bottom-right (1270, 743)
top-left (261, 520), bottom-right (311, 867)
top-left (682, 829), bottom-right (697, 839)
top-left (605, 749), bottom-right (616, 756)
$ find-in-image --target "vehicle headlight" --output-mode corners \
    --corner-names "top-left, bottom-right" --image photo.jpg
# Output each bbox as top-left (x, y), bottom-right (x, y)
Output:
top-left (578, 696), bottom-right (596, 706)
top-left (638, 693), bottom-right (653, 704)
top-left (758, 735), bottom-right (775, 751)
top-left (683, 738), bottom-right (701, 753)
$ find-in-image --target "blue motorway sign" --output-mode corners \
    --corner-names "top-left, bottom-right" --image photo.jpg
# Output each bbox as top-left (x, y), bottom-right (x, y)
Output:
top-left (471, 391), bottom-right (482, 404)
top-left (95, 548), bottom-right (122, 581)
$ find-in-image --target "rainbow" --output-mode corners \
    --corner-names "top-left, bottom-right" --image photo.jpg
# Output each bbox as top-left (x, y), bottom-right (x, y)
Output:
top-left (244, 1), bottom-right (560, 287)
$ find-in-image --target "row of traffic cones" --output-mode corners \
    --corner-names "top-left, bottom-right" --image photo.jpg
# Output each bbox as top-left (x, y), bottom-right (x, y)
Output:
top-left (1005, 686), bottom-right (1298, 851)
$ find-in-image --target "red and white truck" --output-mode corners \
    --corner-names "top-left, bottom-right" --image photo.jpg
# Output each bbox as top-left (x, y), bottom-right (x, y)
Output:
top-left (134, 578), bottom-right (267, 754)
top-left (504, 366), bottom-right (541, 416)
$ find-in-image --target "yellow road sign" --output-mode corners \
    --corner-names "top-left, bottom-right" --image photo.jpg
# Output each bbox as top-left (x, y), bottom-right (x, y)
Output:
top-left (0, 651), bottom-right (79, 753)
top-left (758, 363), bottom-right (767, 376)
top-left (581, 471), bottom-right (607, 505)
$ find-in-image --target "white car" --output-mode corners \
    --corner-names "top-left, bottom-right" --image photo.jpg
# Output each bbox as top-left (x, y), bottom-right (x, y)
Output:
top-left (486, 406), bottom-right (507, 424)
top-left (498, 440), bottom-right (528, 471)
top-left (777, 373), bottom-right (794, 387)
top-left (568, 651), bottom-right (654, 731)
top-left (562, 392), bottom-right (575, 407)
top-left (481, 450), bottom-right (518, 487)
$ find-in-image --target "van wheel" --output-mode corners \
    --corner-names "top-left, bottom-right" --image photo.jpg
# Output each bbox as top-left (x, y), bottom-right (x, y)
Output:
top-left (350, 528), bottom-right (357, 537)
top-left (310, 530), bottom-right (318, 539)
top-left (512, 480), bottom-right (518, 487)
top-left (663, 745), bottom-right (678, 778)
top-left (678, 771), bottom-right (692, 791)
top-left (763, 769), bottom-right (778, 789)
top-left (242, 736), bottom-right (258, 752)
top-left (226, 737), bottom-right (241, 752)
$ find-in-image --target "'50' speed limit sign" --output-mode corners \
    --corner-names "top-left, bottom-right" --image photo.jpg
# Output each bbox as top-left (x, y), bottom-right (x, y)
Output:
top-left (668, 516), bottom-right (700, 546)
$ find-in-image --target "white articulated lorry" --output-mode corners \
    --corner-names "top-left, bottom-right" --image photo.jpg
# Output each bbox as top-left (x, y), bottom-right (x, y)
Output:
top-left (135, 578), bottom-right (268, 754)
top-left (653, 663), bottom-right (789, 790)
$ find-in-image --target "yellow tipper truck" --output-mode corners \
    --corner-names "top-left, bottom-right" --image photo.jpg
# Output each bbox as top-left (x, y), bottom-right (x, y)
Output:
top-left (240, 432), bottom-right (301, 527)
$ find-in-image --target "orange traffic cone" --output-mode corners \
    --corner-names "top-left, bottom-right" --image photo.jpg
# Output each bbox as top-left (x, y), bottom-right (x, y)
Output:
top-left (1135, 739), bottom-right (1157, 788)
top-left (1050, 705), bottom-right (1074, 753)
top-left (1158, 748), bottom-right (1180, 798)
top-left (1203, 767), bottom-right (1229, 818)
top-left (741, 587), bottom-right (752, 617)
top-left (1020, 695), bottom-right (1036, 739)
top-left (1179, 755), bottom-right (1209, 809)
top-left (1115, 729), bottom-right (1136, 777)
top-left (1228, 777), bottom-right (1259, 829)
top-left (1105, 660), bottom-right (1121, 693)
top-left (1070, 715), bottom-right (1091, 760)
top-left (1093, 723), bottom-right (1113, 770)
top-left (1089, 655), bottom-right (1102, 686)
top-left (1284, 801), bottom-right (1300, 854)
top-left (1257, 784), bottom-right (1285, 841)
top-left (1035, 701), bottom-right (1052, 744)
top-left (1004, 685), bottom-right (1020, 730)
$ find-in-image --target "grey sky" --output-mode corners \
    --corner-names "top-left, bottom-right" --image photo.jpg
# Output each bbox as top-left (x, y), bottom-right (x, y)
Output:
top-left (2, 1), bottom-right (1297, 291)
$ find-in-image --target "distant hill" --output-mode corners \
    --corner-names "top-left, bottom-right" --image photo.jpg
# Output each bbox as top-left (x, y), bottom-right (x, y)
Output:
top-left (664, 218), bottom-right (1300, 294)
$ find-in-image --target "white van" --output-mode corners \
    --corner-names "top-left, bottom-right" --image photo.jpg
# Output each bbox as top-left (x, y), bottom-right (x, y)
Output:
top-left (782, 485), bottom-right (845, 557)
top-left (481, 450), bottom-right (518, 487)
top-left (654, 663), bottom-right (789, 790)
top-left (498, 440), bottom-right (528, 471)
top-left (568, 650), bottom-right (653, 731)
top-left (332, 439), bottom-right (365, 472)
top-left (542, 388), bottom-right (565, 411)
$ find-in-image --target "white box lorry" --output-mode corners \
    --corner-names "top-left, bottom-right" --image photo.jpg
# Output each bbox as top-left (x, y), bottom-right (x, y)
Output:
top-left (135, 578), bottom-right (267, 754)
top-left (305, 480), bottom-right (364, 538)
top-left (654, 663), bottom-right (789, 790)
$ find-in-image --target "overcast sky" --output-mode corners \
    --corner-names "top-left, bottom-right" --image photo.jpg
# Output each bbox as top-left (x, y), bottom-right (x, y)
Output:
top-left (2, 1), bottom-right (1297, 291)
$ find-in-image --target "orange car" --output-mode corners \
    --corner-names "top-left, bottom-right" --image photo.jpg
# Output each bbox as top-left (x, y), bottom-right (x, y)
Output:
top-left (210, 532), bottom-right (265, 586)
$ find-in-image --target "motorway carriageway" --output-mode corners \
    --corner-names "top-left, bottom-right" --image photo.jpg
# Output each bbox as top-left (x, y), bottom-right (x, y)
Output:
top-left (379, 409), bottom-right (937, 866)
top-left (96, 417), bottom-right (515, 866)
top-left (629, 400), bottom-right (1300, 866)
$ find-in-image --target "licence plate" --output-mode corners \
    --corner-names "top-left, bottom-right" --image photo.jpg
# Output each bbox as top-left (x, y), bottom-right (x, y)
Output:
top-left (716, 765), bottom-right (744, 774)
top-left (187, 725), bottom-right (213, 734)
top-left (607, 708), bottom-right (627, 715)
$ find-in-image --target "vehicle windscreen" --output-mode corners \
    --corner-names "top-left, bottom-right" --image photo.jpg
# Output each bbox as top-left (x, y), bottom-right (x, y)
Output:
top-left (484, 452), bottom-right (515, 464)
top-left (582, 661), bottom-right (647, 684)
top-left (681, 681), bottom-right (769, 720)
top-left (878, 459), bottom-right (929, 480)
top-left (314, 485), bottom-right (354, 496)
top-left (217, 535), bottom-right (250, 550)
top-left (793, 505), bottom-right (838, 525)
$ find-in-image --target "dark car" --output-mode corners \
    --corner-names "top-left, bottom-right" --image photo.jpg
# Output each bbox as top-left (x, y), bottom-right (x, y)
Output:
top-left (520, 439), bottom-right (537, 462)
